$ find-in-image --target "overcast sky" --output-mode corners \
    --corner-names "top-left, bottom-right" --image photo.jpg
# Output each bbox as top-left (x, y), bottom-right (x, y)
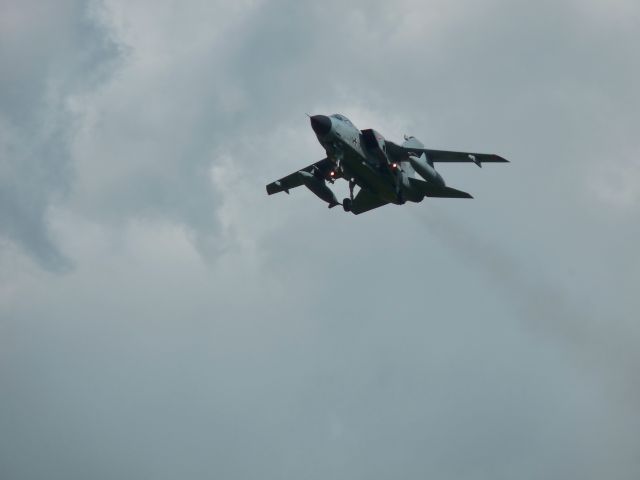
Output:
top-left (1, 0), bottom-right (639, 479)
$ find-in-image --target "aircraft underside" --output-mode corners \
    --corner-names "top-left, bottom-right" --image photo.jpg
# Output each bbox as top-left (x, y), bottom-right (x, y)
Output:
top-left (265, 114), bottom-right (508, 215)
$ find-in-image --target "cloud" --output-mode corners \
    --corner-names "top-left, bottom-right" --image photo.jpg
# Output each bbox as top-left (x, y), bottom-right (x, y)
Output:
top-left (0, 0), bottom-right (120, 271)
top-left (589, 151), bottom-right (640, 209)
top-left (414, 208), bottom-right (640, 405)
top-left (1, 1), bottom-right (640, 479)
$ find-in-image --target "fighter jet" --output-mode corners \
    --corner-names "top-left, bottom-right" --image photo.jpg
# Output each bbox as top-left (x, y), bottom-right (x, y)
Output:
top-left (266, 114), bottom-right (508, 215)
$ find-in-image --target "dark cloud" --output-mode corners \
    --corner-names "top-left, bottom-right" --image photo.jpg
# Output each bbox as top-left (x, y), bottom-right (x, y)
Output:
top-left (0, 0), bottom-right (120, 271)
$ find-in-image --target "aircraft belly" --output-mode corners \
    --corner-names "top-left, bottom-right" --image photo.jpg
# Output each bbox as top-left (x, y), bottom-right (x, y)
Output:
top-left (341, 147), bottom-right (396, 201)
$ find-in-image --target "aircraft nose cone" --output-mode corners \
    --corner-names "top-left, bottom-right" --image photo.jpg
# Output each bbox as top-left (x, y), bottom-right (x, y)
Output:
top-left (310, 115), bottom-right (332, 136)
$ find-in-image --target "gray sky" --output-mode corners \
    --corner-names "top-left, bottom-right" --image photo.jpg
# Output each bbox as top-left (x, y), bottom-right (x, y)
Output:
top-left (1, 0), bottom-right (639, 478)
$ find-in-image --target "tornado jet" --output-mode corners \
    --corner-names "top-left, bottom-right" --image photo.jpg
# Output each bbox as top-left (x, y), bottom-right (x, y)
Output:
top-left (266, 114), bottom-right (508, 215)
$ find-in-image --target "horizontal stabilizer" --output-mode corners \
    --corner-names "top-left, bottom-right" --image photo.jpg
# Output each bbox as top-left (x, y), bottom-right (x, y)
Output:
top-left (351, 188), bottom-right (389, 215)
top-left (408, 178), bottom-right (473, 199)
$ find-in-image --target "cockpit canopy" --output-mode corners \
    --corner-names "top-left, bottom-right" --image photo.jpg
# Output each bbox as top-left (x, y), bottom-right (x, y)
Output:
top-left (330, 114), bottom-right (355, 127)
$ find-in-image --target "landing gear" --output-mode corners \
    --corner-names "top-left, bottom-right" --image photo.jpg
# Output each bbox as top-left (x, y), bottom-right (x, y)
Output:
top-left (343, 198), bottom-right (352, 212)
top-left (394, 169), bottom-right (406, 204)
top-left (348, 178), bottom-right (356, 201)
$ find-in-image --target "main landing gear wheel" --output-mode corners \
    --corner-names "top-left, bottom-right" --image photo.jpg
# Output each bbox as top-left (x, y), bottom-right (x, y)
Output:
top-left (343, 198), bottom-right (352, 212)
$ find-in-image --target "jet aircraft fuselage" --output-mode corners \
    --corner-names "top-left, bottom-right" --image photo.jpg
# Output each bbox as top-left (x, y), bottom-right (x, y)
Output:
top-left (266, 114), bottom-right (508, 215)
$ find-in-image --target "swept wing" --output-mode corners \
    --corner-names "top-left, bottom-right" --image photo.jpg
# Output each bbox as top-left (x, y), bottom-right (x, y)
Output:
top-left (386, 142), bottom-right (508, 167)
top-left (266, 158), bottom-right (341, 195)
